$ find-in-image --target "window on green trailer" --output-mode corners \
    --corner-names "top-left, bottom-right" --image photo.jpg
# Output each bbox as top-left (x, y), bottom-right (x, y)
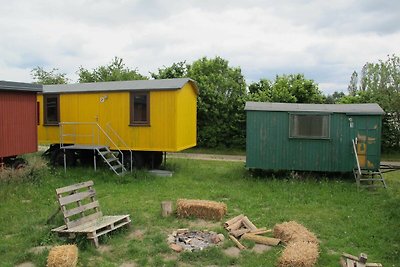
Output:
top-left (44, 94), bottom-right (59, 125)
top-left (289, 114), bottom-right (330, 139)
top-left (130, 92), bottom-right (150, 126)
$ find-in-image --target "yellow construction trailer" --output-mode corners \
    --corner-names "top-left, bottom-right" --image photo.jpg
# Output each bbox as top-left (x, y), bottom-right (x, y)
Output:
top-left (37, 78), bottom-right (198, 174)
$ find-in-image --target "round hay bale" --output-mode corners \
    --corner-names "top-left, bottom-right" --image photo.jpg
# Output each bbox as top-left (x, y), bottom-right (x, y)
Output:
top-left (176, 199), bottom-right (227, 220)
top-left (47, 244), bottom-right (78, 267)
top-left (273, 221), bottom-right (318, 244)
top-left (278, 241), bottom-right (319, 267)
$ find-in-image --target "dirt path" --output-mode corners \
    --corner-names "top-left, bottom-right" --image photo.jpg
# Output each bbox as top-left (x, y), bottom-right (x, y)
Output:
top-left (167, 152), bottom-right (245, 162)
top-left (167, 152), bottom-right (400, 167)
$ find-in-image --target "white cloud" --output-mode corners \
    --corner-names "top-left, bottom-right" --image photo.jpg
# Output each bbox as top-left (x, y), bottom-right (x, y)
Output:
top-left (0, 0), bottom-right (399, 94)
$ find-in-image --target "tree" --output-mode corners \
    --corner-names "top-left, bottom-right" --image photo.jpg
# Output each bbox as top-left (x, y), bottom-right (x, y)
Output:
top-left (248, 74), bottom-right (324, 104)
top-left (325, 91), bottom-right (345, 104)
top-left (346, 54), bottom-right (400, 150)
top-left (348, 71), bottom-right (358, 96)
top-left (31, 67), bottom-right (69, 84)
top-left (77, 57), bottom-right (147, 82)
top-left (150, 61), bottom-right (188, 79)
top-left (187, 56), bottom-right (246, 148)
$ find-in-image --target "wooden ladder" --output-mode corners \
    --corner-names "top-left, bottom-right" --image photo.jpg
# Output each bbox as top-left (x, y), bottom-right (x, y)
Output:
top-left (352, 139), bottom-right (387, 189)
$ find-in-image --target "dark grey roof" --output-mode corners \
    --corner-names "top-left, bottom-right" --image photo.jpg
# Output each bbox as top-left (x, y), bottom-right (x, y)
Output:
top-left (0, 80), bottom-right (42, 92)
top-left (43, 78), bottom-right (198, 94)
top-left (245, 102), bottom-right (385, 115)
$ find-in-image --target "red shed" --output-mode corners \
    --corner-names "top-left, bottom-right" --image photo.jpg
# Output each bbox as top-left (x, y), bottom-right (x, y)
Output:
top-left (0, 81), bottom-right (42, 164)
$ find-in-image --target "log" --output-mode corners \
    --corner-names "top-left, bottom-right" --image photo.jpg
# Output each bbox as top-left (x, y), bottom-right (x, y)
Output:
top-left (249, 228), bottom-right (272, 235)
top-left (230, 228), bottom-right (250, 238)
top-left (161, 201), bottom-right (173, 217)
top-left (224, 214), bottom-right (244, 228)
top-left (229, 234), bottom-right (246, 250)
top-left (241, 216), bottom-right (257, 231)
top-left (241, 233), bottom-right (281, 246)
top-left (226, 218), bottom-right (243, 231)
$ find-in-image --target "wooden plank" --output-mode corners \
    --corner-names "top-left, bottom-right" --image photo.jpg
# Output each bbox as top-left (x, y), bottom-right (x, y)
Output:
top-left (63, 201), bottom-right (100, 218)
top-left (56, 180), bottom-right (94, 194)
top-left (241, 233), bottom-right (281, 246)
top-left (230, 228), bottom-right (251, 238)
top-left (66, 211), bottom-right (103, 229)
top-left (58, 189), bottom-right (96, 206)
top-left (226, 219), bottom-right (243, 231)
top-left (366, 264), bottom-right (383, 267)
top-left (68, 215), bottom-right (130, 232)
top-left (224, 214), bottom-right (244, 228)
top-left (249, 228), bottom-right (272, 235)
top-left (242, 216), bottom-right (257, 231)
top-left (342, 253), bottom-right (360, 261)
top-left (229, 234), bottom-right (246, 250)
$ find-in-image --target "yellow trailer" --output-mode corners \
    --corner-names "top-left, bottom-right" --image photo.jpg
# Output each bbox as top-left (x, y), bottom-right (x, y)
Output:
top-left (37, 78), bottom-right (198, 174)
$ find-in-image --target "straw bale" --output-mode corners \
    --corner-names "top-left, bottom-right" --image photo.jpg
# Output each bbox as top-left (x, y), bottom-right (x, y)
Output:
top-left (278, 241), bottom-right (319, 267)
top-left (176, 199), bottom-right (227, 220)
top-left (47, 245), bottom-right (78, 267)
top-left (274, 221), bottom-right (318, 244)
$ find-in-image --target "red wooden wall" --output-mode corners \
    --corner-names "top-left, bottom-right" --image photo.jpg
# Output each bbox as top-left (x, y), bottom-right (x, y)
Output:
top-left (0, 91), bottom-right (38, 158)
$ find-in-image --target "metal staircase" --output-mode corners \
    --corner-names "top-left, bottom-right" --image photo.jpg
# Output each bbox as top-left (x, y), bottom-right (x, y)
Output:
top-left (96, 146), bottom-right (126, 176)
top-left (59, 122), bottom-right (131, 176)
top-left (352, 139), bottom-right (387, 189)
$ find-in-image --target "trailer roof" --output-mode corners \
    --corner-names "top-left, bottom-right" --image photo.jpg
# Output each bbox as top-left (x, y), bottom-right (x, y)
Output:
top-left (43, 78), bottom-right (198, 94)
top-left (0, 80), bottom-right (42, 92)
top-left (245, 102), bottom-right (385, 115)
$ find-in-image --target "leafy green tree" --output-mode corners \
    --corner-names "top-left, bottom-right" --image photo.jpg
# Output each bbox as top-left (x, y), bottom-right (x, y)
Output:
top-left (150, 61), bottom-right (188, 79)
top-left (325, 91), bottom-right (345, 104)
top-left (248, 74), bottom-right (323, 104)
top-left (31, 67), bottom-right (69, 84)
top-left (346, 54), bottom-right (400, 150)
top-left (77, 57), bottom-right (147, 82)
top-left (187, 56), bottom-right (246, 148)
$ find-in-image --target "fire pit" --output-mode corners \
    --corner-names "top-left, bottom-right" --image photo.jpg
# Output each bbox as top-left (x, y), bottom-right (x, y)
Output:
top-left (167, 229), bottom-right (224, 252)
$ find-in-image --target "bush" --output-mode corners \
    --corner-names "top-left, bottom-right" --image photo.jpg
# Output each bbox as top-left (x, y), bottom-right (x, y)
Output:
top-left (0, 156), bottom-right (48, 183)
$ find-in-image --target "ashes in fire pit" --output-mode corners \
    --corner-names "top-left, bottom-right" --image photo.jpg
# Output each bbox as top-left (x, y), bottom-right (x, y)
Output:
top-left (167, 229), bottom-right (224, 252)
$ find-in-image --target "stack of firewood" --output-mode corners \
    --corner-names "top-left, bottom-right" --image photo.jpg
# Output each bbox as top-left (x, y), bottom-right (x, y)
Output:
top-left (224, 214), bottom-right (281, 249)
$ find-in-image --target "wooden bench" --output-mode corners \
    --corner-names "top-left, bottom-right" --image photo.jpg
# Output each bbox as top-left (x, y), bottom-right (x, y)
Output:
top-left (51, 180), bottom-right (131, 247)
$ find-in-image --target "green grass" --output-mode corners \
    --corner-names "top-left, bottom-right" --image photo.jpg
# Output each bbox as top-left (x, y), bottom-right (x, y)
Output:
top-left (382, 152), bottom-right (400, 162)
top-left (1, 155), bottom-right (399, 266)
top-left (181, 147), bottom-right (246, 156)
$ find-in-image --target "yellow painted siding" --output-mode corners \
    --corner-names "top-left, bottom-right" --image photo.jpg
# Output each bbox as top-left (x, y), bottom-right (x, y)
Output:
top-left (37, 83), bottom-right (197, 152)
top-left (176, 83), bottom-right (197, 150)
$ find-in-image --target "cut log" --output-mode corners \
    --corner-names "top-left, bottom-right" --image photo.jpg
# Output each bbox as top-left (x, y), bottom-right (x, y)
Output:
top-left (249, 228), bottom-right (272, 235)
top-left (241, 233), bottom-right (281, 246)
top-left (229, 234), bottom-right (246, 250)
top-left (230, 228), bottom-right (250, 238)
top-left (241, 216), bottom-right (257, 231)
top-left (224, 214), bottom-right (244, 228)
top-left (226, 218), bottom-right (243, 231)
top-left (161, 201), bottom-right (173, 217)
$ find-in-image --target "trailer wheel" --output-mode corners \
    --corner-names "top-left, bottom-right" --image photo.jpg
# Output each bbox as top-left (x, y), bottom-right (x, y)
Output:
top-left (12, 158), bottom-right (27, 169)
top-left (123, 152), bottom-right (144, 170)
top-left (149, 152), bottom-right (163, 169)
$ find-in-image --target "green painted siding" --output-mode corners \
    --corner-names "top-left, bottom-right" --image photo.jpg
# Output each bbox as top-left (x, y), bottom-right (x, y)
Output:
top-left (246, 111), bottom-right (382, 172)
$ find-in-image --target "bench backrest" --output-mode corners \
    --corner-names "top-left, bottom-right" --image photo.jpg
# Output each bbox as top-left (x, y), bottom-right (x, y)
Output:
top-left (55, 180), bottom-right (103, 229)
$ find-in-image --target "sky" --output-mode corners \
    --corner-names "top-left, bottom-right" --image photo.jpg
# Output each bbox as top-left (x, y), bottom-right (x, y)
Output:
top-left (0, 0), bottom-right (399, 95)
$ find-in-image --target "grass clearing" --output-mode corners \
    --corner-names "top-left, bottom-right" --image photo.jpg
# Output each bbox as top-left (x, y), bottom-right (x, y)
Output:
top-left (0, 154), bottom-right (399, 266)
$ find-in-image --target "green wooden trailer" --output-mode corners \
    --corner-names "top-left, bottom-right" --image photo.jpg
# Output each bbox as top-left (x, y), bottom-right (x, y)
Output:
top-left (245, 102), bottom-right (386, 187)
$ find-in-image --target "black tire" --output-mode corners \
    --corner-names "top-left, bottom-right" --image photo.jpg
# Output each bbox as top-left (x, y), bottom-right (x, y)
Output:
top-left (148, 152), bottom-right (163, 169)
top-left (122, 152), bottom-right (144, 170)
top-left (51, 149), bottom-right (76, 167)
top-left (12, 158), bottom-right (27, 169)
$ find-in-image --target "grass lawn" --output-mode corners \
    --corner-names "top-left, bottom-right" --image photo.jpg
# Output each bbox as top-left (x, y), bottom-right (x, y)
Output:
top-left (0, 155), bottom-right (399, 267)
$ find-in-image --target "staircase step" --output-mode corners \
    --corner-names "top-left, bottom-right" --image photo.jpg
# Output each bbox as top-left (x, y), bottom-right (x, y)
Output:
top-left (359, 178), bottom-right (385, 181)
top-left (112, 164), bottom-right (123, 170)
top-left (106, 157), bottom-right (118, 163)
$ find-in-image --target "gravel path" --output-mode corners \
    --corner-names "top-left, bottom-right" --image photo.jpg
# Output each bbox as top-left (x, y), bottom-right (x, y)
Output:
top-left (167, 152), bottom-right (400, 168)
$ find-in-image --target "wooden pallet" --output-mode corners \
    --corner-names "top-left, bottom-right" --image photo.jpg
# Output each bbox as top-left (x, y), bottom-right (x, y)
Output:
top-left (51, 180), bottom-right (131, 247)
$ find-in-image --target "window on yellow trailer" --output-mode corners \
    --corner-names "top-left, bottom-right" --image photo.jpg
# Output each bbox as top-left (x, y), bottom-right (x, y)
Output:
top-left (44, 94), bottom-right (59, 125)
top-left (130, 91), bottom-right (150, 126)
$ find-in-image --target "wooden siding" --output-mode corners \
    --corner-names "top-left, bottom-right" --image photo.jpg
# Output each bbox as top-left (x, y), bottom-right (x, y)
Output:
top-left (246, 110), bottom-right (382, 172)
top-left (37, 83), bottom-right (197, 152)
top-left (0, 91), bottom-right (38, 157)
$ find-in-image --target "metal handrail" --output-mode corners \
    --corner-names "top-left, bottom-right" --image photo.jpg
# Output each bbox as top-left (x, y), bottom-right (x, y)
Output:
top-left (106, 122), bottom-right (133, 172)
top-left (352, 139), bottom-right (362, 176)
top-left (59, 122), bottom-right (126, 170)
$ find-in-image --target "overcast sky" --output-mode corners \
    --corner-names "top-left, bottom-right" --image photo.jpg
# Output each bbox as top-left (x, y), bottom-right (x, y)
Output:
top-left (0, 0), bottom-right (399, 94)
